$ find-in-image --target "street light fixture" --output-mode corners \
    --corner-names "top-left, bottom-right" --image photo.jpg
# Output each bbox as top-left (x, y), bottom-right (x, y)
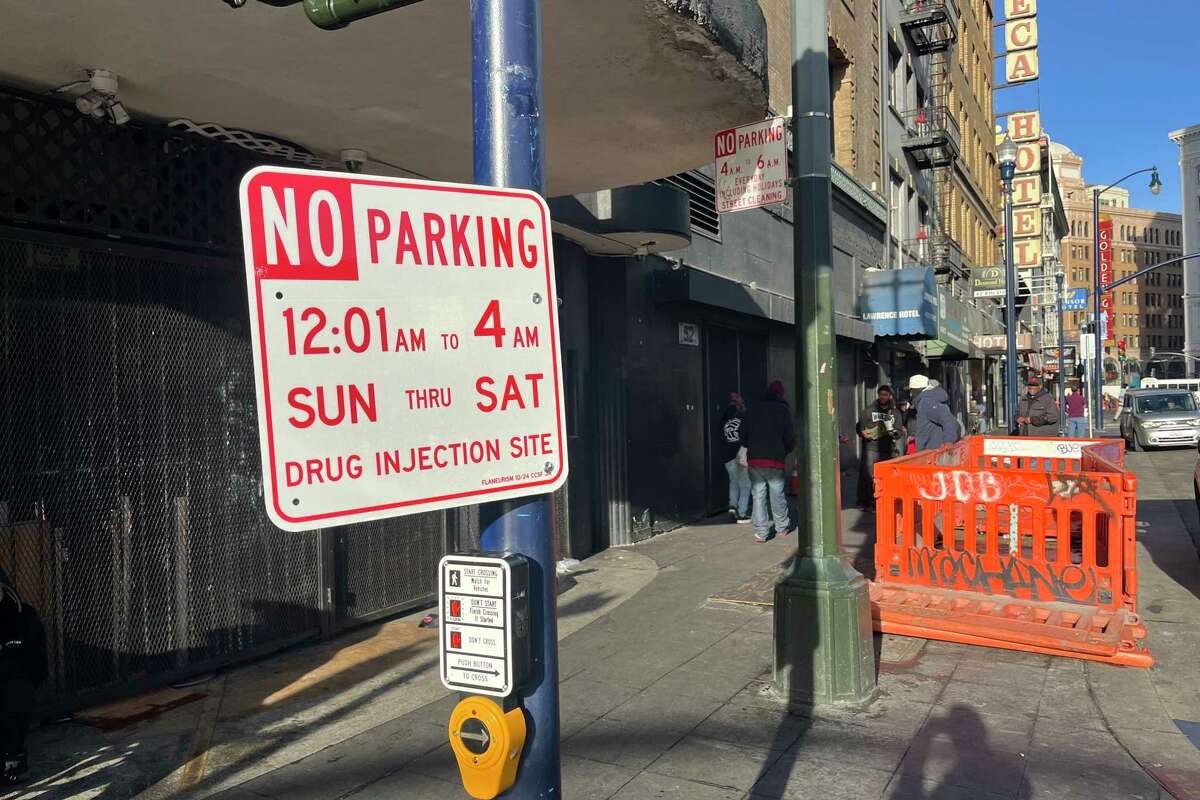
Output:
top-left (1150, 169), bottom-right (1163, 196)
top-left (998, 135), bottom-right (1019, 435)
top-left (1091, 166), bottom-right (1162, 430)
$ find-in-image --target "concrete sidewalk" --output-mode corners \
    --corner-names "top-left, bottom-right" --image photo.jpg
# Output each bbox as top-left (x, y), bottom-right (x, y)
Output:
top-left (200, 503), bottom-right (1183, 800)
top-left (8, 449), bottom-right (1200, 800)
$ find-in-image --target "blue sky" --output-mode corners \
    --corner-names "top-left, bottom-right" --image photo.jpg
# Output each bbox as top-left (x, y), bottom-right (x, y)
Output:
top-left (995, 0), bottom-right (1198, 213)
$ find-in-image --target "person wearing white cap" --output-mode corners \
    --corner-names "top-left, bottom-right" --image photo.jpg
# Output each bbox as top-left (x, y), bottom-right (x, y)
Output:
top-left (910, 374), bottom-right (960, 451)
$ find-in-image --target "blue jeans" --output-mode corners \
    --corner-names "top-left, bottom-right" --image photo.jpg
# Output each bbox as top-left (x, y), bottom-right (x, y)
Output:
top-left (749, 466), bottom-right (791, 540)
top-left (724, 458), bottom-right (751, 517)
top-left (1067, 417), bottom-right (1087, 438)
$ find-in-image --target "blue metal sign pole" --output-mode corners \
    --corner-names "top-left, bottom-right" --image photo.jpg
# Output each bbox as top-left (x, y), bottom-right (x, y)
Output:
top-left (471, 0), bottom-right (561, 796)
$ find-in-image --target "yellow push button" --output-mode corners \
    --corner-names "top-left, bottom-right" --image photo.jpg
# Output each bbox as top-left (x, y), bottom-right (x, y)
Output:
top-left (448, 695), bottom-right (527, 799)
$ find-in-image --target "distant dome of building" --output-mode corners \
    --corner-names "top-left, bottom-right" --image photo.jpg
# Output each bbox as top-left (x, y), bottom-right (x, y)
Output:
top-left (1049, 141), bottom-right (1076, 158)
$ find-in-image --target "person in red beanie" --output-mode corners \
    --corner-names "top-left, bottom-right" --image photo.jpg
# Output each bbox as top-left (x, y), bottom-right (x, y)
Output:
top-left (740, 380), bottom-right (796, 542)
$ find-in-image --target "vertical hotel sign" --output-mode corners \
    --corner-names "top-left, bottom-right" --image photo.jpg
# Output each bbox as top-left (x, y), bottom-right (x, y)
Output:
top-left (1008, 110), bottom-right (1042, 269)
top-left (1004, 0), bottom-right (1039, 85)
top-left (1099, 218), bottom-right (1115, 341)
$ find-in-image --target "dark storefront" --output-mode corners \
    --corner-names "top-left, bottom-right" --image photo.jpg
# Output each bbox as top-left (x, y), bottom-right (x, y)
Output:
top-left (0, 88), bottom-right (462, 712)
top-left (554, 165), bottom-right (887, 554)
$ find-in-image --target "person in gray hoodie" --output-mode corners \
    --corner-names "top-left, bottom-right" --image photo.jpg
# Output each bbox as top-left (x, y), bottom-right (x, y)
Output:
top-left (911, 375), bottom-right (961, 451)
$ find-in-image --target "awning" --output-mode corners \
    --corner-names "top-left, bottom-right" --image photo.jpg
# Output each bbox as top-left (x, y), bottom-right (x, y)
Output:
top-left (860, 267), bottom-right (938, 339)
top-left (921, 289), bottom-right (976, 359)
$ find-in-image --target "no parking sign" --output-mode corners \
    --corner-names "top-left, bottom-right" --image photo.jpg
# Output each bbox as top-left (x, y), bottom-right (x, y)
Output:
top-left (239, 167), bottom-right (568, 531)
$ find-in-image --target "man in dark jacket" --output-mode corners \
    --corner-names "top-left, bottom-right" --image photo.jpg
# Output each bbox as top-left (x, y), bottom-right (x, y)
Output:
top-left (717, 392), bottom-right (751, 523)
top-left (1, 567), bottom-right (47, 786)
top-left (741, 380), bottom-right (795, 542)
top-left (913, 376), bottom-right (961, 451)
top-left (856, 385), bottom-right (902, 511)
top-left (1017, 376), bottom-right (1060, 436)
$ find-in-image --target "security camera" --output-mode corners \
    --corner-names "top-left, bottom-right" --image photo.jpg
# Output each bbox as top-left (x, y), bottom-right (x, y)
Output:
top-left (340, 149), bottom-right (368, 173)
top-left (75, 91), bottom-right (106, 117)
top-left (65, 69), bottom-right (129, 126)
top-left (108, 101), bottom-right (131, 126)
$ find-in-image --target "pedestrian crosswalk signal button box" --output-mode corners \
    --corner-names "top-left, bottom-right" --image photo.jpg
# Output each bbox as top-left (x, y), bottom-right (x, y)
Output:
top-left (438, 553), bottom-right (530, 697)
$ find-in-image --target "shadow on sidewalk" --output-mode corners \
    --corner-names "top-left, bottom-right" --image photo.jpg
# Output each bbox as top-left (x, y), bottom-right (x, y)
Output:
top-left (11, 602), bottom-right (441, 800)
top-left (888, 704), bottom-right (1028, 800)
top-left (1134, 499), bottom-right (1200, 602)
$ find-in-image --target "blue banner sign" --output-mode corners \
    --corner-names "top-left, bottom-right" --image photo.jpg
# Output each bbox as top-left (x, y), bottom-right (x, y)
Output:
top-left (1062, 287), bottom-right (1088, 312)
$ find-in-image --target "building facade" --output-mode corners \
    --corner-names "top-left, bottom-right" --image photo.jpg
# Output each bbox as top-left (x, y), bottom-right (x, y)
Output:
top-left (869, 0), bottom-right (1003, 426)
top-left (1169, 124), bottom-right (1200, 369)
top-left (0, 0), bottom-right (1005, 714)
top-left (947, 0), bottom-right (1000, 273)
top-left (0, 0), bottom-right (776, 712)
top-left (1052, 144), bottom-right (1183, 367)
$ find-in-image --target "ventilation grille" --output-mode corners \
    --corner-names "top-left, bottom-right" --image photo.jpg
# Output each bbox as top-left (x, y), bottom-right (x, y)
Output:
top-left (656, 171), bottom-right (721, 241)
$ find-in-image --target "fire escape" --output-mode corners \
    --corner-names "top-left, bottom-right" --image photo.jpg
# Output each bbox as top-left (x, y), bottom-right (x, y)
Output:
top-left (899, 0), bottom-right (965, 280)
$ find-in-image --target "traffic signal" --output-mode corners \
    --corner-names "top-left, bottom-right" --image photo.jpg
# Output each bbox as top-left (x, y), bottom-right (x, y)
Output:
top-left (1118, 339), bottom-right (1127, 361)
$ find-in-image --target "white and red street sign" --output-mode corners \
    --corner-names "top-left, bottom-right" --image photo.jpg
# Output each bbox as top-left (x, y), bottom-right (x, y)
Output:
top-left (239, 166), bottom-right (568, 532)
top-left (713, 117), bottom-right (787, 214)
top-left (1099, 217), bottom-right (1115, 342)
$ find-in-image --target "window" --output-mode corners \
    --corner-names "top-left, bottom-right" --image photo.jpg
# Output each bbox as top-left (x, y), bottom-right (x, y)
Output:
top-left (890, 173), bottom-right (904, 256)
top-left (888, 44), bottom-right (903, 111)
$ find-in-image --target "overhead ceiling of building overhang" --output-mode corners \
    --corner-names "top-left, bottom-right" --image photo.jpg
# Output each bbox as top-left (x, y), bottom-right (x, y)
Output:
top-left (0, 0), bottom-right (766, 195)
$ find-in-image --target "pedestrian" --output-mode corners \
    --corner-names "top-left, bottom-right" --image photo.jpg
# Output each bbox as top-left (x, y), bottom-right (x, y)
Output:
top-left (0, 568), bottom-right (47, 787)
top-left (912, 374), bottom-right (960, 451)
top-left (1065, 387), bottom-right (1087, 438)
top-left (904, 378), bottom-right (925, 453)
top-left (973, 391), bottom-right (988, 434)
top-left (718, 392), bottom-right (751, 523)
top-left (1017, 375), bottom-right (1060, 436)
top-left (856, 385), bottom-right (902, 512)
top-left (741, 380), bottom-right (796, 543)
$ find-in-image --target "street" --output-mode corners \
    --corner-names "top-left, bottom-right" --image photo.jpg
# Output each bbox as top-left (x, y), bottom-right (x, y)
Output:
top-left (4, 446), bottom-right (1198, 800)
top-left (1, 2), bottom-right (1199, 798)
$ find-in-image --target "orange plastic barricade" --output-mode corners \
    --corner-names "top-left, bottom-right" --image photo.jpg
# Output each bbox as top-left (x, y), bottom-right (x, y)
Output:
top-left (869, 436), bottom-right (1152, 668)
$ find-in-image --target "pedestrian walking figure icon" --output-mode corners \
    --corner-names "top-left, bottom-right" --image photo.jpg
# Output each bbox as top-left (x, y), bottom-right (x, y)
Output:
top-left (449, 570), bottom-right (461, 588)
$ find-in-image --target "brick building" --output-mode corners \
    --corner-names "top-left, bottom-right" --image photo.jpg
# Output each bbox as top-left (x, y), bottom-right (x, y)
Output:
top-left (1052, 143), bottom-right (1183, 366)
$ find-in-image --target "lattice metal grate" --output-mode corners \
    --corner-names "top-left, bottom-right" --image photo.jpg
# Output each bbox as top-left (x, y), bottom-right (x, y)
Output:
top-left (0, 235), bottom-right (322, 699)
top-left (0, 88), bottom-right (268, 253)
top-left (0, 86), bottom-right (451, 710)
top-left (335, 513), bottom-right (445, 624)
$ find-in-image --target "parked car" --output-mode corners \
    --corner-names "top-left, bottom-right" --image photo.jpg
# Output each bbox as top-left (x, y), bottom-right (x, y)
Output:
top-left (1118, 389), bottom-right (1200, 451)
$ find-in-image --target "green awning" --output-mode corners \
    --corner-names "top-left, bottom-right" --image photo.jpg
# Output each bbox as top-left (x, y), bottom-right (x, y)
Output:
top-left (920, 290), bottom-right (978, 359)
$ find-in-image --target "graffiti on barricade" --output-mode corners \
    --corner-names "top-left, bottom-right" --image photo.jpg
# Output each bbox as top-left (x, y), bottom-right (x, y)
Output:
top-left (916, 469), bottom-right (1082, 506)
top-left (918, 470), bottom-right (1005, 503)
top-left (905, 547), bottom-right (1098, 604)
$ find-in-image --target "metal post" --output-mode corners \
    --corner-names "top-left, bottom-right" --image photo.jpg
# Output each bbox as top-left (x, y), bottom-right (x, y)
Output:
top-left (773, 0), bottom-right (876, 708)
top-left (1002, 174), bottom-right (1018, 435)
top-left (471, 1), bottom-right (560, 795)
top-left (1092, 188), bottom-right (1103, 430)
top-left (1080, 324), bottom-right (1090, 436)
top-left (1056, 271), bottom-right (1065, 434)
